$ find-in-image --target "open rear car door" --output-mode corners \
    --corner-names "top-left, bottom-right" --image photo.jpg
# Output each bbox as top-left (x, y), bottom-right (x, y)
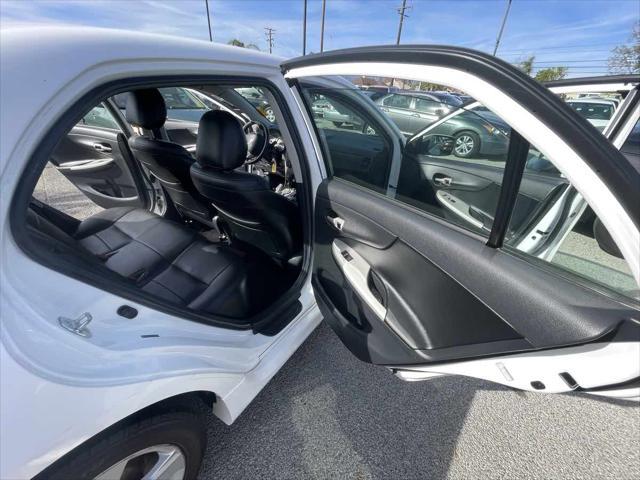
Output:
top-left (282, 48), bottom-right (640, 400)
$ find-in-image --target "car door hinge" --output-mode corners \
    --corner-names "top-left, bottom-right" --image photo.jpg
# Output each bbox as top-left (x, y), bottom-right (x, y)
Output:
top-left (58, 312), bottom-right (92, 337)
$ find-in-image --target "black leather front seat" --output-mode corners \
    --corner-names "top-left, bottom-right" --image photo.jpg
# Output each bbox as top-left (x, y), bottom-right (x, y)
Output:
top-left (126, 89), bottom-right (215, 225)
top-left (190, 110), bottom-right (301, 263)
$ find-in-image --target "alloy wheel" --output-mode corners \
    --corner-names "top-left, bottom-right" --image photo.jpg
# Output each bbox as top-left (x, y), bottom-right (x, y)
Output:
top-left (454, 135), bottom-right (475, 156)
top-left (94, 444), bottom-right (186, 480)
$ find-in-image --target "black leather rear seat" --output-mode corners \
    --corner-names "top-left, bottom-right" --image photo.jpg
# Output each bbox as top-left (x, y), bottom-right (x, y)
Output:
top-left (27, 206), bottom-right (281, 319)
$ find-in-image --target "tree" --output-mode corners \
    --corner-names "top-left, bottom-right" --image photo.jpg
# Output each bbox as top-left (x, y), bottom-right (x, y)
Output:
top-left (608, 24), bottom-right (640, 74)
top-left (535, 67), bottom-right (568, 82)
top-left (227, 39), bottom-right (259, 50)
top-left (517, 55), bottom-right (535, 76)
top-left (516, 55), bottom-right (568, 81)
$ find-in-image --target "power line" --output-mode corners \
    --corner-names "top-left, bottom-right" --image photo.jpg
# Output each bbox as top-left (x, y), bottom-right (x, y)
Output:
top-left (497, 43), bottom-right (624, 53)
top-left (265, 27), bottom-right (275, 54)
top-left (396, 0), bottom-right (411, 45)
top-left (515, 59), bottom-right (610, 63)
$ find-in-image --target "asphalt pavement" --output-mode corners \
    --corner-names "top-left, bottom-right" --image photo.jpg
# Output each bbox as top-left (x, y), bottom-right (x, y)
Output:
top-left (199, 322), bottom-right (639, 479)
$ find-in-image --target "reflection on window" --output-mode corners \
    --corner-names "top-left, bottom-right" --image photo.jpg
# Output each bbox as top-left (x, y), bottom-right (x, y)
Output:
top-left (78, 104), bottom-right (120, 130)
top-left (159, 87), bottom-right (206, 110)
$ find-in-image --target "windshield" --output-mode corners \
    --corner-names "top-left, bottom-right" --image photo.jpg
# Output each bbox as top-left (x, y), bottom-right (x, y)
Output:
top-left (159, 87), bottom-right (207, 110)
top-left (566, 101), bottom-right (614, 120)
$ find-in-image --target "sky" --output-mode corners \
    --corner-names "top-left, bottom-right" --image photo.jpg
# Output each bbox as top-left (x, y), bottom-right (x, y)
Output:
top-left (1, 0), bottom-right (638, 77)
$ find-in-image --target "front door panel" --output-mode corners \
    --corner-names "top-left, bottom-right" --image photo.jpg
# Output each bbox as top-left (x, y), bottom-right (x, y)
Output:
top-left (50, 125), bottom-right (144, 209)
top-left (285, 47), bottom-right (640, 395)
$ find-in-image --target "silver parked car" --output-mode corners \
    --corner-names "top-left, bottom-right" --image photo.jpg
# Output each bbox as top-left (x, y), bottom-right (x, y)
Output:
top-left (376, 91), bottom-right (462, 136)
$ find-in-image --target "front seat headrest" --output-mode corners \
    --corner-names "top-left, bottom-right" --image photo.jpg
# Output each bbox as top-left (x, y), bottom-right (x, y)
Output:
top-left (125, 89), bottom-right (167, 130)
top-left (196, 110), bottom-right (247, 171)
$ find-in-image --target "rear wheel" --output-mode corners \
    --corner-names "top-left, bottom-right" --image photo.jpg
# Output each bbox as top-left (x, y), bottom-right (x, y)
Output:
top-left (45, 412), bottom-right (206, 480)
top-left (453, 131), bottom-right (480, 158)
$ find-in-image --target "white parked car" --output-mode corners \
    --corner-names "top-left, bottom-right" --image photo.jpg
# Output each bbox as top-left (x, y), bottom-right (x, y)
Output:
top-left (1, 28), bottom-right (639, 480)
top-left (565, 97), bottom-right (619, 131)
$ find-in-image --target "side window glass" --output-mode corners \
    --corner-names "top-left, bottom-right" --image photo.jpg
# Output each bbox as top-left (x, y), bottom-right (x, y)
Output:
top-left (384, 94), bottom-right (411, 109)
top-left (303, 86), bottom-right (391, 193)
top-left (396, 104), bottom-right (513, 233)
top-left (620, 118), bottom-right (640, 170)
top-left (414, 97), bottom-right (435, 112)
top-left (301, 82), bottom-right (517, 234)
top-left (78, 104), bottom-right (120, 130)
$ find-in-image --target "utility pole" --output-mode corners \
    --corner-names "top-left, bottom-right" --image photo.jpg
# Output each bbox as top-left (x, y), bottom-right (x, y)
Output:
top-left (493, 0), bottom-right (512, 56)
top-left (320, 0), bottom-right (326, 52)
top-left (205, 0), bottom-right (212, 42)
top-left (265, 27), bottom-right (276, 54)
top-left (396, 0), bottom-right (411, 45)
top-left (302, 0), bottom-right (307, 55)
top-left (392, 0), bottom-right (411, 88)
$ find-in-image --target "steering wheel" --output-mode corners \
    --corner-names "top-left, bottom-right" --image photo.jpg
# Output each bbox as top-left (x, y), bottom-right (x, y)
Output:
top-left (243, 121), bottom-right (268, 164)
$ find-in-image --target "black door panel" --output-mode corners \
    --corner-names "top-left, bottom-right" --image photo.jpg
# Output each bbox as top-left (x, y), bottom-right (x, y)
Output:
top-left (50, 126), bottom-right (144, 209)
top-left (314, 178), bottom-right (632, 366)
top-left (414, 156), bottom-right (567, 233)
top-left (321, 129), bottom-right (390, 193)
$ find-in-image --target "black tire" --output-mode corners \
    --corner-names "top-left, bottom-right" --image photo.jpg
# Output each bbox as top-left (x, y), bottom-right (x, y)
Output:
top-left (453, 131), bottom-right (481, 158)
top-left (44, 411), bottom-right (206, 480)
top-left (332, 121), bottom-right (344, 127)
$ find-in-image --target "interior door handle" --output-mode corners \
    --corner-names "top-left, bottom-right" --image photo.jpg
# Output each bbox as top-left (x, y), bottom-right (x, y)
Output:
top-left (326, 214), bottom-right (345, 231)
top-left (332, 239), bottom-right (386, 321)
top-left (433, 175), bottom-right (452, 186)
top-left (93, 143), bottom-right (112, 153)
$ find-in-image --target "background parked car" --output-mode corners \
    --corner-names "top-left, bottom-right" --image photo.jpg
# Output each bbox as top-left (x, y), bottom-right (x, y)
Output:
top-left (114, 87), bottom-right (209, 123)
top-left (565, 97), bottom-right (618, 131)
top-left (234, 86), bottom-right (276, 122)
top-left (375, 91), bottom-right (460, 136)
top-left (409, 105), bottom-right (511, 158)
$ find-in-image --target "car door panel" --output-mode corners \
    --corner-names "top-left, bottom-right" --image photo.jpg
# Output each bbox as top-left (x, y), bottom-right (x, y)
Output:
top-left (314, 178), bottom-right (637, 366)
top-left (321, 128), bottom-right (389, 192)
top-left (416, 158), bottom-right (567, 232)
top-left (50, 126), bottom-right (144, 208)
top-left (285, 48), bottom-right (640, 395)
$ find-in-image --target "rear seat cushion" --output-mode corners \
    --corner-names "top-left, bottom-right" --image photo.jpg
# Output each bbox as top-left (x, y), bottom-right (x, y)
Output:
top-left (67, 207), bottom-right (278, 318)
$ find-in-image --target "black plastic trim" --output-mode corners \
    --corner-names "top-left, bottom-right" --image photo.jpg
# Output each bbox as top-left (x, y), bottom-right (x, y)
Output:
top-left (487, 129), bottom-right (530, 248)
top-left (10, 75), bottom-right (313, 334)
top-left (282, 45), bottom-right (640, 229)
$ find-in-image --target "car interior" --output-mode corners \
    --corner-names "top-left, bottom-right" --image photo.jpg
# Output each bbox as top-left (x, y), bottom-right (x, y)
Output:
top-left (26, 83), bottom-right (304, 325)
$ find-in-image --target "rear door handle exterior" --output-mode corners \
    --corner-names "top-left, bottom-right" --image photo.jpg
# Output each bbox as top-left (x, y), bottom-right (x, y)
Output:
top-left (93, 143), bottom-right (112, 153)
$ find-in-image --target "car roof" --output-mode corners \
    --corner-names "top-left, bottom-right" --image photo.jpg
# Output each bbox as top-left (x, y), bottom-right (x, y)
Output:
top-left (0, 26), bottom-right (280, 172)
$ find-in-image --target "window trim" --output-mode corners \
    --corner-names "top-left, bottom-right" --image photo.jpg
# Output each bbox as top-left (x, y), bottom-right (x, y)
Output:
top-left (10, 74), bottom-right (314, 333)
top-left (298, 82), bottom-right (396, 194)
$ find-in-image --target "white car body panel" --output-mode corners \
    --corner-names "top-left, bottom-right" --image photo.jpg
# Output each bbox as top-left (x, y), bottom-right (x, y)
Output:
top-left (0, 27), bottom-right (322, 479)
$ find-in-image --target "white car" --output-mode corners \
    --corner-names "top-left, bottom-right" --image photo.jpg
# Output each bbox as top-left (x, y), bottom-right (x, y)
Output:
top-left (1, 28), bottom-right (639, 480)
top-left (565, 97), bottom-right (619, 131)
